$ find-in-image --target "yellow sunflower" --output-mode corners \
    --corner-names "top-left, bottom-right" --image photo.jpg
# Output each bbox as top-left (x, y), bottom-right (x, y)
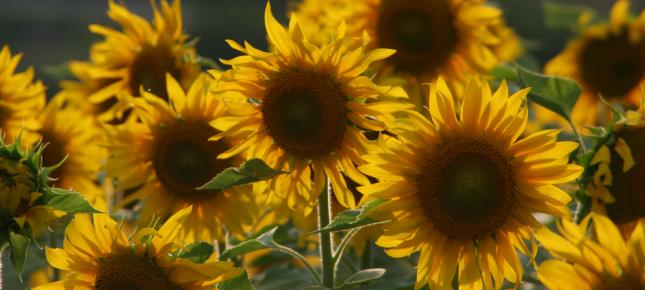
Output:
top-left (104, 73), bottom-right (259, 242)
top-left (358, 77), bottom-right (582, 289)
top-left (292, 0), bottom-right (521, 112)
top-left (211, 3), bottom-right (409, 213)
top-left (65, 0), bottom-right (200, 123)
top-left (35, 95), bottom-right (106, 203)
top-left (0, 45), bottom-right (45, 144)
top-left (542, 0), bottom-right (645, 127)
top-left (33, 207), bottom-right (243, 290)
top-left (536, 213), bottom-right (645, 290)
top-left (586, 101), bottom-right (645, 234)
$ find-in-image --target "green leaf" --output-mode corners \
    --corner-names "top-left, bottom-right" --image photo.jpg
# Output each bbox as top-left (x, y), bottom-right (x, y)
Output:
top-left (516, 65), bottom-right (581, 123)
top-left (199, 158), bottom-right (285, 190)
top-left (45, 188), bottom-right (98, 214)
top-left (490, 64), bottom-right (518, 82)
top-left (9, 231), bottom-right (30, 280)
top-left (218, 271), bottom-right (254, 290)
top-left (543, 1), bottom-right (595, 32)
top-left (175, 242), bottom-right (214, 263)
top-left (220, 226), bottom-right (287, 260)
top-left (317, 199), bottom-right (388, 234)
top-left (340, 269), bottom-right (386, 288)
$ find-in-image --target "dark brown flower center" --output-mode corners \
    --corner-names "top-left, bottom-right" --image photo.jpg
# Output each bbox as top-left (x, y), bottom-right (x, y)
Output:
top-left (605, 127), bottom-right (645, 224)
top-left (95, 255), bottom-right (183, 290)
top-left (594, 274), bottom-right (645, 290)
top-left (40, 129), bottom-right (67, 180)
top-left (0, 105), bottom-right (12, 131)
top-left (418, 139), bottom-right (516, 240)
top-left (578, 30), bottom-right (645, 98)
top-left (129, 43), bottom-right (181, 101)
top-left (262, 71), bottom-right (347, 159)
top-left (376, 0), bottom-right (457, 74)
top-left (152, 122), bottom-right (233, 201)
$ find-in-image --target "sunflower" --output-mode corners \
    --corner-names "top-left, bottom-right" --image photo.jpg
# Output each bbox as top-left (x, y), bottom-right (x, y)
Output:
top-left (65, 0), bottom-right (200, 123)
top-left (542, 0), bottom-right (645, 127)
top-left (33, 207), bottom-right (243, 290)
top-left (586, 102), bottom-right (645, 234)
top-left (358, 77), bottom-right (582, 289)
top-left (35, 95), bottom-right (106, 203)
top-left (292, 0), bottom-right (521, 112)
top-left (211, 3), bottom-right (409, 213)
top-left (0, 45), bottom-right (45, 144)
top-left (104, 73), bottom-right (259, 242)
top-left (536, 213), bottom-right (645, 290)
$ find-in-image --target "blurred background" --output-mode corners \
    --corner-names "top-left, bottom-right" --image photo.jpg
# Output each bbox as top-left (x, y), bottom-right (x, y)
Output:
top-left (0, 0), bottom-right (643, 96)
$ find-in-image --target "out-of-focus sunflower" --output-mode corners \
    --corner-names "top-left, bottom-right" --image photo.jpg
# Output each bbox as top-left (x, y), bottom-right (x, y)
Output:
top-left (0, 45), bottom-right (45, 143)
top-left (359, 77), bottom-right (582, 289)
top-left (65, 0), bottom-right (200, 123)
top-left (542, 0), bottom-right (645, 127)
top-left (33, 207), bottom-right (242, 290)
top-left (587, 101), bottom-right (645, 234)
top-left (35, 95), bottom-right (106, 203)
top-left (104, 74), bottom-right (259, 242)
top-left (536, 213), bottom-right (645, 290)
top-left (292, 0), bottom-right (521, 112)
top-left (211, 3), bottom-right (409, 213)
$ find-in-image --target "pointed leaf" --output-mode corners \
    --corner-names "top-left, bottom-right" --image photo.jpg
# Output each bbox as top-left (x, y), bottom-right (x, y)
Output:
top-left (317, 199), bottom-right (388, 233)
top-left (218, 271), bottom-right (254, 290)
top-left (199, 158), bottom-right (285, 190)
top-left (8, 231), bottom-right (29, 279)
top-left (342, 268), bottom-right (386, 288)
top-left (174, 242), bottom-right (213, 263)
top-left (517, 65), bottom-right (581, 122)
top-left (45, 188), bottom-right (98, 214)
top-left (220, 226), bottom-right (288, 260)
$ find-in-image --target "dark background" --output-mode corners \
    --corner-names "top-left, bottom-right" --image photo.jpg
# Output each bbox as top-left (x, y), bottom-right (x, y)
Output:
top-left (0, 0), bottom-right (643, 96)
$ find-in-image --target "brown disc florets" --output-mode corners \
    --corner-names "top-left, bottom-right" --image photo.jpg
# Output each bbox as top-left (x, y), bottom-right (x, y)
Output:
top-left (95, 254), bottom-right (182, 290)
top-left (129, 43), bottom-right (181, 101)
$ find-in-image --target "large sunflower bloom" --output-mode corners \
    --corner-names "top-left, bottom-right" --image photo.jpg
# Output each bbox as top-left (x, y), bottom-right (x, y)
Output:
top-left (0, 45), bottom-right (45, 143)
top-left (292, 0), bottom-right (521, 112)
top-left (34, 207), bottom-right (243, 290)
top-left (65, 0), bottom-right (200, 123)
top-left (586, 101), bottom-right (645, 234)
top-left (536, 213), bottom-right (645, 290)
top-left (542, 0), bottom-right (645, 127)
top-left (35, 95), bottom-right (106, 203)
top-left (211, 3), bottom-right (409, 212)
top-left (358, 77), bottom-right (582, 289)
top-left (104, 74), bottom-right (259, 242)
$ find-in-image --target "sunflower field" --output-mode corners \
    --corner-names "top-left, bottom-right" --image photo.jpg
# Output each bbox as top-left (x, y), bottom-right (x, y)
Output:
top-left (1, 0), bottom-right (645, 289)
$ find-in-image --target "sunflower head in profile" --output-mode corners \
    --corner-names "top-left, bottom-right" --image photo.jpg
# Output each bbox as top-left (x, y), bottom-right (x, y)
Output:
top-left (211, 3), bottom-right (409, 213)
top-left (293, 0), bottom-right (521, 112)
top-left (0, 45), bottom-right (45, 144)
top-left (65, 0), bottom-right (200, 123)
top-left (543, 0), bottom-right (645, 127)
top-left (33, 207), bottom-right (243, 290)
top-left (586, 101), bottom-right (645, 234)
top-left (104, 73), bottom-right (260, 242)
top-left (358, 77), bottom-right (582, 289)
top-left (35, 95), bottom-right (106, 203)
top-left (536, 213), bottom-right (645, 290)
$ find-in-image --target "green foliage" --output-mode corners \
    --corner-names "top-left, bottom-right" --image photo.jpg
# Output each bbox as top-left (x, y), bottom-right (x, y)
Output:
top-left (218, 271), bottom-right (255, 290)
top-left (8, 231), bottom-right (29, 280)
top-left (44, 188), bottom-right (97, 214)
top-left (543, 1), bottom-right (596, 32)
top-left (337, 268), bottom-right (386, 289)
top-left (174, 242), bottom-right (214, 264)
top-left (199, 158), bottom-right (285, 190)
top-left (517, 65), bottom-right (581, 124)
top-left (317, 199), bottom-right (388, 233)
top-left (220, 226), bottom-right (288, 260)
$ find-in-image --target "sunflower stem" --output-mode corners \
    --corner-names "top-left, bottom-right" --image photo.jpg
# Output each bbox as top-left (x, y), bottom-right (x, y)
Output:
top-left (0, 243), bottom-right (6, 290)
top-left (568, 120), bottom-right (587, 154)
top-left (318, 179), bottom-right (335, 288)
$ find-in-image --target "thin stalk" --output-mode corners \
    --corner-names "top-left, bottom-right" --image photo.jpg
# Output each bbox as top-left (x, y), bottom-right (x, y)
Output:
top-left (360, 239), bottom-right (372, 270)
top-left (273, 244), bottom-right (322, 285)
top-left (0, 243), bottom-right (7, 290)
top-left (569, 120), bottom-right (587, 154)
top-left (318, 179), bottom-right (334, 288)
top-left (332, 228), bottom-right (360, 273)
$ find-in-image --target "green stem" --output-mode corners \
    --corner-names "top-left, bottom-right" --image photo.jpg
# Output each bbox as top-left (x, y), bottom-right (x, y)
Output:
top-left (272, 244), bottom-right (322, 285)
top-left (568, 120), bottom-right (587, 154)
top-left (360, 239), bottom-right (372, 270)
top-left (332, 228), bottom-right (360, 274)
top-left (0, 243), bottom-right (7, 290)
top-left (318, 179), bottom-right (334, 289)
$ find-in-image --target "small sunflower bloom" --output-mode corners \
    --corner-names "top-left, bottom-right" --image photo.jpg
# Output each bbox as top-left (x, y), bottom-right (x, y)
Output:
top-left (0, 45), bottom-right (45, 143)
top-left (359, 77), bottom-right (582, 289)
top-left (211, 3), bottom-right (409, 212)
top-left (34, 207), bottom-right (242, 290)
top-left (542, 0), bottom-right (645, 127)
top-left (293, 0), bottom-right (522, 112)
top-left (104, 74), bottom-right (259, 242)
top-left (536, 213), bottom-right (645, 290)
top-left (587, 101), bottom-right (645, 234)
top-left (64, 0), bottom-right (200, 123)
